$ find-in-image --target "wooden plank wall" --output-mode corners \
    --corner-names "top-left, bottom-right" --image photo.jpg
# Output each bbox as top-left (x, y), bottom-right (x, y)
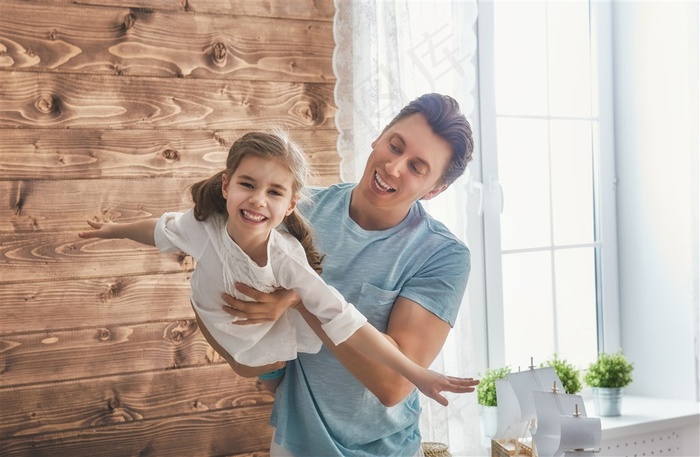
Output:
top-left (0, 1), bottom-right (338, 455)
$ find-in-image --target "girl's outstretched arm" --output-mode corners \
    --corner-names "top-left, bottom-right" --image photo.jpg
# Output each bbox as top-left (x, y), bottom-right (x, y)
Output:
top-left (225, 283), bottom-right (479, 406)
top-left (342, 322), bottom-right (478, 406)
top-left (78, 218), bottom-right (159, 246)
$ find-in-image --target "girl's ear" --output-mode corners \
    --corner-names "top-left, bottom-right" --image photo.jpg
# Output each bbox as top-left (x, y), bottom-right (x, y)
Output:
top-left (285, 196), bottom-right (299, 217)
top-left (221, 174), bottom-right (229, 198)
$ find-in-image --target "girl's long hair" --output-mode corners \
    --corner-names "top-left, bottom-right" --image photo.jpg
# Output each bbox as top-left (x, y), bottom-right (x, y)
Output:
top-left (189, 130), bottom-right (323, 274)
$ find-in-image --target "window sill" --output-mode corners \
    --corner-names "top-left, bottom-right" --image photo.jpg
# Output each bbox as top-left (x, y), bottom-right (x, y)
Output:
top-left (583, 395), bottom-right (699, 440)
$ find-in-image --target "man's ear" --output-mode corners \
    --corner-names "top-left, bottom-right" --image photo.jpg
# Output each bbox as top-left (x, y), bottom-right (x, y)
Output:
top-left (422, 183), bottom-right (448, 201)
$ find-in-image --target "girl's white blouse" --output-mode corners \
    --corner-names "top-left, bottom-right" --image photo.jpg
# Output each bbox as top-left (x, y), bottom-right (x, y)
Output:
top-left (154, 210), bottom-right (366, 366)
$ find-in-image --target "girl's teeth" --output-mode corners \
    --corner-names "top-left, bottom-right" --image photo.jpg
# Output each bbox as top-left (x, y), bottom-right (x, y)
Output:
top-left (242, 210), bottom-right (265, 221)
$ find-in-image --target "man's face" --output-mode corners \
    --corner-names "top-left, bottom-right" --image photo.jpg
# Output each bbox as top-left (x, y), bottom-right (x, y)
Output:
top-left (357, 113), bottom-right (452, 213)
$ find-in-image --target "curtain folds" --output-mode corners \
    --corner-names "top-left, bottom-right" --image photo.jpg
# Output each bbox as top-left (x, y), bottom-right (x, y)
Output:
top-left (333, 1), bottom-right (483, 454)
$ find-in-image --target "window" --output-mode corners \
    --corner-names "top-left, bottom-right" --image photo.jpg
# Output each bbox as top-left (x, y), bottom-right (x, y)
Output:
top-left (474, 0), bottom-right (619, 371)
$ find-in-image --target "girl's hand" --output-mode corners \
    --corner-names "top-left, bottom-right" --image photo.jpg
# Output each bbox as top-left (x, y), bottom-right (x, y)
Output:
top-left (415, 371), bottom-right (480, 406)
top-left (77, 218), bottom-right (157, 246)
top-left (78, 220), bottom-right (120, 239)
top-left (222, 283), bottom-right (301, 324)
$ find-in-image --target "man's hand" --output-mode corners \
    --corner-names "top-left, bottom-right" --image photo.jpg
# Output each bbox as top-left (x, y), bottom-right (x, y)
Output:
top-left (222, 283), bottom-right (301, 324)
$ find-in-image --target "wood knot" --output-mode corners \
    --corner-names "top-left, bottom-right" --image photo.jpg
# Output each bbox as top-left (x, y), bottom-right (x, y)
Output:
top-left (123, 13), bottom-right (136, 31)
top-left (100, 281), bottom-right (122, 302)
top-left (98, 328), bottom-right (111, 341)
top-left (161, 148), bottom-right (180, 162)
top-left (168, 320), bottom-right (194, 343)
top-left (295, 100), bottom-right (321, 125)
top-left (192, 400), bottom-right (207, 411)
top-left (107, 396), bottom-right (120, 411)
top-left (49, 29), bottom-right (58, 41)
top-left (212, 132), bottom-right (227, 147)
top-left (35, 94), bottom-right (60, 115)
top-left (177, 253), bottom-right (194, 269)
top-left (211, 42), bottom-right (227, 68)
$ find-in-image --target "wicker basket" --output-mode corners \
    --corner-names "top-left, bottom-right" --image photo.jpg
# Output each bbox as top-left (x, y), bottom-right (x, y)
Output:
top-left (422, 442), bottom-right (451, 457)
top-left (491, 438), bottom-right (534, 457)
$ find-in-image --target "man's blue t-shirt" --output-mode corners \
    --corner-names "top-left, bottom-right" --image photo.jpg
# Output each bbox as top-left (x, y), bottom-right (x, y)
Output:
top-left (270, 183), bottom-right (470, 456)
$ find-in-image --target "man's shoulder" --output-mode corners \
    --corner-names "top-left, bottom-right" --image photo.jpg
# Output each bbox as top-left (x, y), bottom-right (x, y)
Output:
top-left (413, 204), bottom-right (469, 254)
top-left (305, 182), bottom-right (353, 199)
top-left (299, 183), bottom-right (352, 215)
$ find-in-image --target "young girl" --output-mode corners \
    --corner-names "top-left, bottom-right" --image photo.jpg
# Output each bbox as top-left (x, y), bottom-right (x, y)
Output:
top-left (79, 130), bottom-right (474, 406)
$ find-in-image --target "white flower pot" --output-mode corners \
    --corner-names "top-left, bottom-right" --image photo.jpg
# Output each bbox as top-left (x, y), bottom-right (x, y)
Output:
top-left (479, 405), bottom-right (498, 438)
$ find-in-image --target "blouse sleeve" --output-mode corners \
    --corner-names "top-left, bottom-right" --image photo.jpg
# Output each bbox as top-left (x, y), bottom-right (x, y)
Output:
top-left (271, 232), bottom-right (367, 346)
top-left (153, 209), bottom-right (209, 260)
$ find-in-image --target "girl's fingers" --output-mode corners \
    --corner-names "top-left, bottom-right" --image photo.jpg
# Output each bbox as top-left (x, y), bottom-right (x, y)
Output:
top-left (432, 392), bottom-right (449, 407)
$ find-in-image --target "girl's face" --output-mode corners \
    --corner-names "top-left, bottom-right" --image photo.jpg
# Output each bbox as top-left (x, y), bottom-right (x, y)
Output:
top-left (221, 155), bottom-right (298, 245)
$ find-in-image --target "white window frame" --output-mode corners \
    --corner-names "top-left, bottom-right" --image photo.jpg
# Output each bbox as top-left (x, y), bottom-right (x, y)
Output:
top-left (471, 0), bottom-right (621, 372)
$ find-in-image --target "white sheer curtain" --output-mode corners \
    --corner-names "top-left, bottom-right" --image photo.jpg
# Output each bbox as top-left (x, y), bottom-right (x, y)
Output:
top-left (333, 1), bottom-right (483, 455)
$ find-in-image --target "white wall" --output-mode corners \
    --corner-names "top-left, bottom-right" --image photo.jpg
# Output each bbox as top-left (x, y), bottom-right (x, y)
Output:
top-left (612, 1), bottom-right (699, 401)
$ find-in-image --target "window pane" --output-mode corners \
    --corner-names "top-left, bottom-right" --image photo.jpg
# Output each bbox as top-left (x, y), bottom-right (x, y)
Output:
top-left (493, 2), bottom-right (548, 116)
top-left (555, 248), bottom-right (598, 367)
top-left (547, 2), bottom-right (593, 117)
top-left (502, 251), bottom-right (554, 367)
top-left (497, 118), bottom-right (551, 250)
top-left (481, 0), bottom-right (611, 375)
top-left (550, 119), bottom-right (595, 245)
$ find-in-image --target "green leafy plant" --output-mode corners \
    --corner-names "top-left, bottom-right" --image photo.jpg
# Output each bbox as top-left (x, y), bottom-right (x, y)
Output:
top-left (584, 351), bottom-right (634, 388)
top-left (477, 366), bottom-right (511, 407)
top-left (540, 354), bottom-right (582, 394)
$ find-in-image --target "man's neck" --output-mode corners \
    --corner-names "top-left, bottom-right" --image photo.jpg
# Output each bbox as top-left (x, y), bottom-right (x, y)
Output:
top-left (348, 187), bottom-right (410, 231)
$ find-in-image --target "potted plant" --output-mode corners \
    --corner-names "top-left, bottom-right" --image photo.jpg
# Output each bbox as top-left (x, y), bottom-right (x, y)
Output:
top-left (477, 366), bottom-right (511, 438)
top-left (584, 350), bottom-right (634, 416)
top-left (540, 354), bottom-right (582, 394)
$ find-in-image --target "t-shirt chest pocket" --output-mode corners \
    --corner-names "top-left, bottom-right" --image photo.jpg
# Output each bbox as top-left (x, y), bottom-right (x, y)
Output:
top-left (356, 283), bottom-right (400, 332)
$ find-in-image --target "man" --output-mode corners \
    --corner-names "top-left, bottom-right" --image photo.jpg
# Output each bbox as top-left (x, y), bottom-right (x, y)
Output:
top-left (226, 93), bottom-right (476, 456)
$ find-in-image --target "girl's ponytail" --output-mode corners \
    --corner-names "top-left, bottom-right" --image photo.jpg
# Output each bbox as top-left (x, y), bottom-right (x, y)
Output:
top-left (284, 210), bottom-right (323, 275)
top-left (190, 170), bottom-right (227, 221)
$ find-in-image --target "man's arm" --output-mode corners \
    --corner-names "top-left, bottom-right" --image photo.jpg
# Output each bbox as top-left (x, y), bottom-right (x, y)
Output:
top-left (225, 285), bottom-right (455, 407)
top-left (297, 295), bottom-right (453, 406)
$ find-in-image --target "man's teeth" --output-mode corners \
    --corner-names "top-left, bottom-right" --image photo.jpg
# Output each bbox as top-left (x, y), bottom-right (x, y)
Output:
top-left (375, 173), bottom-right (395, 192)
top-left (242, 210), bottom-right (266, 221)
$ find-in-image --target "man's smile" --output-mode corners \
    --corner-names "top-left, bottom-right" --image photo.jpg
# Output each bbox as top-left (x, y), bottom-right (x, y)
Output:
top-left (374, 171), bottom-right (396, 193)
